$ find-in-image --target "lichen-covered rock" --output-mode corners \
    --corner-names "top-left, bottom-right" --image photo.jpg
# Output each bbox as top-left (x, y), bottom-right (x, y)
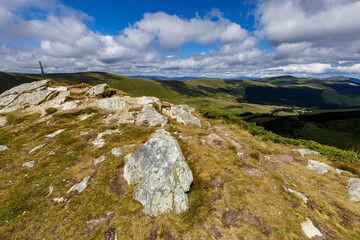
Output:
top-left (136, 104), bottom-right (168, 127)
top-left (301, 218), bottom-right (322, 239)
top-left (0, 80), bottom-right (50, 97)
top-left (86, 84), bottom-right (108, 96)
top-left (62, 100), bottom-right (80, 111)
top-left (167, 104), bottom-right (201, 127)
top-left (123, 129), bottom-right (193, 216)
top-left (68, 176), bottom-right (90, 193)
top-left (94, 155), bottom-right (106, 165)
top-left (98, 97), bottom-right (126, 111)
top-left (111, 147), bottom-right (123, 157)
top-left (10, 90), bottom-right (57, 107)
top-left (307, 160), bottom-right (334, 175)
top-left (136, 96), bottom-right (162, 109)
top-left (0, 94), bottom-right (18, 106)
top-left (347, 178), bottom-right (360, 201)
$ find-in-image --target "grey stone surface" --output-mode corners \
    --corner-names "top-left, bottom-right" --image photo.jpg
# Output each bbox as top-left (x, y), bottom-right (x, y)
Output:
top-left (0, 80), bottom-right (50, 97)
top-left (124, 129), bottom-right (193, 216)
top-left (168, 104), bottom-right (201, 127)
top-left (92, 129), bottom-right (122, 148)
top-left (208, 133), bottom-right (223, 141)
top-left (10, 90), bottom-right (56, 107)
top-left (136, 96), bottom-right (162, 108)
top-left (284, 187), bottom-right (308, 203)
top-left (23, 161), bottom-right (35, 168)
top-left (62, 101), bottom-right (80, 110)
top-left (111, 147), bottom-right (123, 157)
top-left (0, 145), bottom-right (9, 151)
top-left (68, 176), bottom-right (90, 193)
top-left (307, 160), bottom-right (334, 175)
top-left (0, 117), bottom-right (6, 127)
top-left (0, 94), bottom-right (18, 106)
top-left (292, 149), bottom-right (320, 158)
top-left (301, 218), bottom-right (322, 239)
top-left (98, 97), bottom-right (126, 111)
top-left (94, 155), bottom-right (106, 165)
top-left (347, 178), bottom-right (360, 201)
top-left (46, 129), bottom-right (65, 138)
top-left (48, 86), bottom-right (68, 92)
top-left (136, 104), bottom-right (168, 127)
top-left (86, 84), bottom-right (108, 96)
top-left (29, 143), bottom-right (46, 154)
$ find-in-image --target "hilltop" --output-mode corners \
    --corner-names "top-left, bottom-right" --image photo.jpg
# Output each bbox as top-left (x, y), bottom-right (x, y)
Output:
top-left (0, 79), bottom-right (360, 239)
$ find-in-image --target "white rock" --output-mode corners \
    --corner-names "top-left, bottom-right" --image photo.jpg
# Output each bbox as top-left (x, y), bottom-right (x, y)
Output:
top-left (307, 160), bottom-right (336, 175)
top-left (136, 104), bottom-right (168, 127)
top-left (136, 96), bottom-right (162, 109)
top-left (98, 97), bottom-right (126, 110)
top-left (10, 90), bottom-right (57, 107)
top-left (48, 186), bottom-right (54, 196)
top-left (0, 94), bottom-right (18, 106)
top-left (68, 176), bottom-right (90, 193)
top-left (168, 104), bottom-right (201, 127)
top-left (208, 133), bottom-right (223, 141)
top-left (0, 80), bottom-right (50, 97)
top-left (301, 218), bottom-right (322, 239)
top-left (23, 161), bottom-right (35, 168)
top-left (80, 113), bottom-right (94, 121)
top-left (111, 147), bottom-right (123, 157)
top-left (48, 86), bottom-right (68, 92)
top-left (292, 149), bottom-right (320, 158)
top-left (62, 101), bottom-right (79, 111)
top-left (347, 178), bottom-right (360, 201)
top-left (29, 143), bottom-right (46, 154)
top-left (94, 155), bottom-right (106, 165)
top-left (124, 129), bottom-right (193, 216)
top-left (53, 197), bottom-right (65, 203)
top-left (86, 84), bottom-right (108, 96)
top-left (46, 129), bottom-right (65, 138)
top-left (0, 145), bottom-right (9, 151)
top-left (92, 129), bottom-right (121, 148)
top-left (284, 187), bottom-right (308, 203)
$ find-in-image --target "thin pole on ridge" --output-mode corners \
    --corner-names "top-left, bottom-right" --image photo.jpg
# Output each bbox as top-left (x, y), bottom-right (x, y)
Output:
top-left (39, 61), bottom-right (46, 80)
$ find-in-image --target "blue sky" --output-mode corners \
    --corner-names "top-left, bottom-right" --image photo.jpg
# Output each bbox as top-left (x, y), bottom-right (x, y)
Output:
top-left (1, 0), bottom-right (360, 78)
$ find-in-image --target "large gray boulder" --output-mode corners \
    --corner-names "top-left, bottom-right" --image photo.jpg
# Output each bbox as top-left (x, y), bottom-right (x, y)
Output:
top-left (136, 104), bottom-right (168, 127)
top-left (86, 84), bottom-right (108, 96)
top-left (136, 96), bottom-right (162, 109)
top-left (306, 160), bottom-right (334, 175)
top-left (98, 97), bottom-right (126, 111)
top-left (166, 104), bottom-right (201, 128)
top-left (123, 129), bottom-right (193, 216)
top-left (301, 218), bottom-right (322, 239)
top-left (0, 80), bottom-right (50, 97)
top-left (347, 178), bottom-right (360, 201)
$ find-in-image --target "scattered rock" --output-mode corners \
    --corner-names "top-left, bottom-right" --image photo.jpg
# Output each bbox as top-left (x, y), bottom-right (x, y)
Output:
top-left (209, 133), bottom-right (223, 141)
top-left (68, 176), bottom-right (90, 193)
top-left (347, 178), bottom-right (360, 201)
top-left (222, 209), bottom-right (238, 228)
top-left (208, 226), bottom-right (223, 240)
top-left (166, 104), bottom-right (201, 127)
top-left (94, 155), bottom-right (106, 165)
top-left (48, 186), bottom-right (54, 197)
top-left (241, 164), bottom-right (264, 177)
top-left (292, 149), bottom-right (320, 158)
top-left (307, 160), bottom-right (334, 175)
top-left (136, 96), bottom-right (162, 109)
top-left (111, 147), bottom-right (123, 157)
top-left (62, 101), bottom-right (80, 111)
top-left (123, 129), bottom-right (193, 216)
top-left (29, 143), bottom-right (46, 154)
top-left (92, 129), bottom-right (121, 148)
top-left (0, 145), bottom-right (9, 151)
top-left (46, 129), bottom-right (65, 138)
top-left (86, 83), bottom-right (109, 96)
top-left (98, 97), bottom-right (126, 110)
top-left (212, 176), bottom-right (224, 189)
top-left (80, 113), bottom-right (94, 121)
top-left (179, 134), bottom-right (193, 141)
top-left (0, 79), bottom-right (50, 97)
top-left (104, 227), bottom-right (118, 240)
top-left (85, 211), bottom-right (114, 233)
top-left (0, 94), bottom-right (18, 106)
top-left (284, 187), bottom-right (308, 203)
top-left (23, 161), bottom-right (35, 168)
top-left (53, 197), bottom-right (65, 203)
top-left (301, 218), bottom-right (322, 239)
top-left (136, 104), bottom-right (168, 127)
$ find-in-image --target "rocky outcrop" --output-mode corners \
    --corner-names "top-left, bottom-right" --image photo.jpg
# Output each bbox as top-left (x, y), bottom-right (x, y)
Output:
top-left (347, 178), bottom-right (360, 201)
top-left (136, 96), bottom-right (162, 109)
top-left (0, 79), bottom-right (50, 97)
top-left (86, 84), bottom-right (109, 96)
top-left (10, 90), bottom-right (57, 107)
top-left (123, 129), bottom-right (193, 216)
top-left (306, 160), bottom-right (339, 175)
top-left (164, 104), bottom-right (201, 127)
top-left (0, 94), bottom-right (18, 106)
top-left (98, 97), bottom-right (126, 111)
top-left (136, 104), bottom-right (168, 127)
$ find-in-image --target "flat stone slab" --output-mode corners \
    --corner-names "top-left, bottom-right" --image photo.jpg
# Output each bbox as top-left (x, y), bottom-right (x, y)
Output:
top-left (46, 129), bottom-right (66, 138)
top-left (284, 187), bottom-right (308, 203)
top-left (98, 97), bottom-right (126, 111)
top-left (0, 94), bottom-right (18, 106)
top-left (29, 144), bottom-right (46, 154)
top-left (0, 80), bottom-right (50, 97)
top-left (68, 176), bottom-right (90, 193)
top-left (124, 129), bottom-right (193, 216)
top-left (307, 160), bottom-right (334, 175)
top-left (10, 90), bottom-right (56, 107)
top-left (94, 155), bottom-right (106, 165)
top-left (347, 178), bottom-right (360, 201)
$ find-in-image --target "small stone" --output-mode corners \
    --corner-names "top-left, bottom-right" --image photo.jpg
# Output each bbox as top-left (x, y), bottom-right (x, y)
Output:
top-left (292, 149), bottom-right (320, 158)
top-left (80, 113), bottom-right (94, 121)
top-left (29, 143), bottom-right (46, 154)
top-left (94, 155), bottom-right (106, 165)
top-left (111, 147), bottom-right (123, 157)
top-left (0, 116), bottom-right (7, 127)
top-left (347, 178), bottom-right (360, 201)
top-left (0, 145), bottom-right (9, 151)
top-left (46, 129), bottom-right (65, 138)
top-left (284, 187), bottom-right (308, 203)
top-left (301, 218), bottom-right (322, 239)
top-left (48, 186), bottom-right (54, 196)
top-left (209, 133), bottom-right (223, 141)
top-left (68, 176), bottom-right (90, 193)
top-left (23, 161), bottom-right (35, 168)
top-left (92, 129), bottom-right (121, 148)
top-left (53, 197), bottom-right (65, 203)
